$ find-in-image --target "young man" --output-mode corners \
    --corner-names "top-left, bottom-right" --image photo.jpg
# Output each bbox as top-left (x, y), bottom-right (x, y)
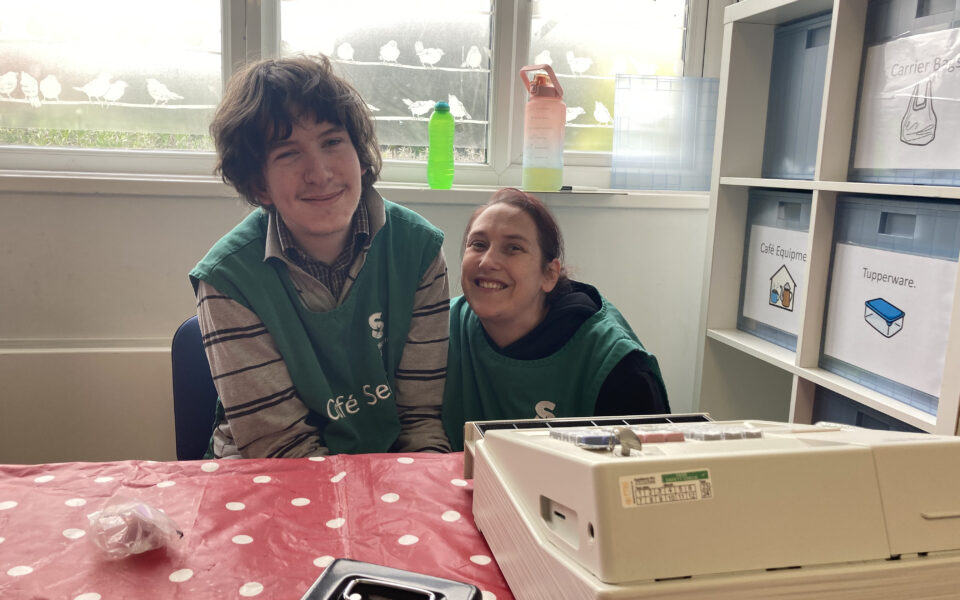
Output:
top-left (191, 55), bottom-right (451, 458)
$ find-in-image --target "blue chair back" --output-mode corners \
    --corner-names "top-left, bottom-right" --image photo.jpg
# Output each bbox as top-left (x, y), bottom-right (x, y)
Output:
top-left (171, 315), bottom-right (218, 460)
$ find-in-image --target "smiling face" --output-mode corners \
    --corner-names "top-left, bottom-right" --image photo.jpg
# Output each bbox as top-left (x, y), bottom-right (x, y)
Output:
top-left (461, 203), bottom-right (560, 348)
top-left (259, 118), bottom-right (364, 263)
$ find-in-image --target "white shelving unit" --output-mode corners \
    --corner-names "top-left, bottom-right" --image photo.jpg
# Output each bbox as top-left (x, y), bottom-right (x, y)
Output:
top-left (694, 0), bottom-right (960, 435)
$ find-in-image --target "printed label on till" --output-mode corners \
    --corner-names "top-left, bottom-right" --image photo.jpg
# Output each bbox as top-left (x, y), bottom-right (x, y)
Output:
top-left (619, 469), bottom-right (713, 508)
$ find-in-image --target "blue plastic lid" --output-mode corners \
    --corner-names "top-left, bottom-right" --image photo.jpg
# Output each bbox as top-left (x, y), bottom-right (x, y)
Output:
top-left (434, 101), bottom-right (450, 111)
top-left (865, 298), bottom-right (904, 323)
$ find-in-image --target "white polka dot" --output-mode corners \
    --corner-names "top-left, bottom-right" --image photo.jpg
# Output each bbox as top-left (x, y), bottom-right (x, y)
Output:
top-left (201, 462), bottom-right (220, 472)
top-left (0, 537), bottom-right (5, 544)
top-left (156, 481), bottom-right (176, 488)
top-left (34, 475), bottom-right (54, 483)
top-left (63, 528), bottom-right (86, 539)
top-left (74, 594), bottom-right (102, 600)
top-left (7, 566), bottom-right (33, 576)
top-left (396, 457), bottom-right (414, 464)
top-left (94, 476), bottom-right (114, 483)
top-left (451, 479), bottom-right (468, 487)
top-left (381, 493), bottom-right (399, 503)
top-left (398, 534), bottom-right (419, 545)
top-left (308, 456), bottom-right (326, 462)
top-left (441, 510), bottom-right (461, 522)
top-left (470, 555), bottom-right (492, 565)
top-left (65, 498), bottom-right (87, 507)
top-left (226, 502), bottom-right (246, 511)
top-left (313, 555), bottom-right (335, 567)
top-left (330, 471), bottom-right (346, 483)
top-left (0, 501), bottom-right (18, 510)
top-left (232, 534), bottom-right (254, 545)
top-left (252, 475), bottom-right (271, 484)
top-left (239, 582), bottom-right (264, 597)
top-left (291, 497), bottom-right (310, 507)
top-left (326, 517), bottom-right (346, 529)
top-left (481, 591), bottom-right (497, 600)
top-left (169, 568), bottom-right (194, 582)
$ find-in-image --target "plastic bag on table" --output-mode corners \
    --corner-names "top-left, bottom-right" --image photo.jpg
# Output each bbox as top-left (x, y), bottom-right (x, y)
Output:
top-left (86, 497), bottom-right (183, 558)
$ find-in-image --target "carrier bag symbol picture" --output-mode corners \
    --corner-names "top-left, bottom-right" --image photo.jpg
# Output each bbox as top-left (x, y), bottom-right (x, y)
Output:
top-left (900, 80), bottom-right (936, 146)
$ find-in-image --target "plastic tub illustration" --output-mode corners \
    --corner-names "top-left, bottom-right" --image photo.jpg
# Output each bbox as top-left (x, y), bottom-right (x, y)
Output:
top-left (864, 298), bottom-right (904, 338)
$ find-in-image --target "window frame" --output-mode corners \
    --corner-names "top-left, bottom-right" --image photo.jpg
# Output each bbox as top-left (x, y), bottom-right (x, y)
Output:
top-left (0, 0), bottom-right (711, 189)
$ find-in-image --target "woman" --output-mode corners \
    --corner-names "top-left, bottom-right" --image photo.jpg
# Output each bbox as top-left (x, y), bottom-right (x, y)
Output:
top-left (443, 188), bottom-right (669, 450)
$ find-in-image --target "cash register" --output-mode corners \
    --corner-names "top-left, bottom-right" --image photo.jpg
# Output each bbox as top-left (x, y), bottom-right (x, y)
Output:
top-left (466, 416), bottom-right (960, 599)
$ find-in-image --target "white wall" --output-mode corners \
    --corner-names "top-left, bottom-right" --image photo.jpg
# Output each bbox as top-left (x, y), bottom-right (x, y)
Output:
top-left (0, 176), bottom-right (707, 463)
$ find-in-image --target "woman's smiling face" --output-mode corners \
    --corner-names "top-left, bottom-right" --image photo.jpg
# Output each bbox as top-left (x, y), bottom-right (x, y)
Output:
top-left (461, 202), bottom-right (560, 347)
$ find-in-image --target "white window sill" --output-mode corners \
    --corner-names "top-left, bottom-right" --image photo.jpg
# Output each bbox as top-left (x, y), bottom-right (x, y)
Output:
top-left (0, 168), bottom-right (709, 210)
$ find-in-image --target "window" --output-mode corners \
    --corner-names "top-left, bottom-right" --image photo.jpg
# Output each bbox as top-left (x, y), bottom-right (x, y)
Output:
top-left (0, 0), bottom-right (221, 151)
top-left (279, 0), bottom-right (493, 164)
top-left (528, 0), bottom-right (687, 152)
top-left (0, 0), bottom-right (705, 187)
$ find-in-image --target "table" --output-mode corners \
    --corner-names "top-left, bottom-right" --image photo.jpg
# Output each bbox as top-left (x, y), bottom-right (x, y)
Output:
top-left (0, 453), bottom-right (512, 599)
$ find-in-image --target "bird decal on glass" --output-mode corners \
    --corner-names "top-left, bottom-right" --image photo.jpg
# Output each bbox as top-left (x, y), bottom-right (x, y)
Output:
top-left (336, 42), bottom-right (355, 61)
top-left (0, 71), bottom-right (17, 99)
top-left (593, 100), bottom-right (612, 125)
top-left (566, 51), bottom-right (593, 76)
top-left (565, 106), bottom-right (585, 123)
top-left (103, 80), bottom-right (129, 104)
top-left (379, 40), bottom-right (400, 63)
top-left (39, 75), bottom-right (61, 102)
top-left (447, 94), bottom-right (472, 120)
top-left (20, 72), bottom-right (41, 107)
top-left (414, 41), bottom-right (444, 67)
top-left (402, 98), bottom-right (436, 117)
top-left (461, 46), bottom-right (483, 69)
top-left (146, 78), bottom-right (184, 105)
top-left (73, 73), bottom-right (112, 103)
top-left (534, 50), bottom-right (552, 66)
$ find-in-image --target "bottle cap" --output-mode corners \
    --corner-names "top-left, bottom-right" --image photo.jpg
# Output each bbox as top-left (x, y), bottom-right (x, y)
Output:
top-left (530, 73), bottom-right (560, 98)
top-left (434, 101), bottom-right (450, 111)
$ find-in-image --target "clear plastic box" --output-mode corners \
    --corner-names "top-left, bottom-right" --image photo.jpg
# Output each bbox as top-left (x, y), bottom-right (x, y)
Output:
top-left (610, 75), bottom-right (718, 191)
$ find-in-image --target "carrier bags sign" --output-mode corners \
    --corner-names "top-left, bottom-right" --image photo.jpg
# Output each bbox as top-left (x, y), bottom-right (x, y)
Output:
top-left (853, 28), bottom-right (960, 170)
top-left (823, 243), bottom-right (957, 397)
top-left (742, 225), bottom-right (808, 334)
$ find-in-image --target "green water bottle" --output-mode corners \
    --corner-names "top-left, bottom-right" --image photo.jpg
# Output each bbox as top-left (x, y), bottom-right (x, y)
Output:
top-left (427, 101), bottom-right (454, 189)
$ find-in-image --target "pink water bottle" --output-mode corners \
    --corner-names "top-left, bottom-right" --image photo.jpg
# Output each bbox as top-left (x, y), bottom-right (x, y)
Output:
top-left (520, 64), bottom-right (565, 192)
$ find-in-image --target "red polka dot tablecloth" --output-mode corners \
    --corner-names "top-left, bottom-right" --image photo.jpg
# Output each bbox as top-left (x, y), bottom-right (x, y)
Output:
top-left (0, 453), bottom-right (512, 600)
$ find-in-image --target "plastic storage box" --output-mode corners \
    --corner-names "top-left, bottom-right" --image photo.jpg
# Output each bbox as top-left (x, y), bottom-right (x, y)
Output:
top-left (849, 0), bottom-right (960, 185)
top-left (820, 195), bottom-right (960, 415)
top-left (760, 13), bottom-right (832, 180)
top-left (811, 386), bottom-right (923, 432)
top-left (610, 75), bottom-right (719, 191)
top-left (737, 189), bottom-right (813, 350)
top-left (864, 297), bottom-right (905, 337)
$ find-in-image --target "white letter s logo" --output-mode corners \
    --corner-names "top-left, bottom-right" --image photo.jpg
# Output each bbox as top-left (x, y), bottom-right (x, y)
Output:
top-left (535, 401), bottom-right (556, 419)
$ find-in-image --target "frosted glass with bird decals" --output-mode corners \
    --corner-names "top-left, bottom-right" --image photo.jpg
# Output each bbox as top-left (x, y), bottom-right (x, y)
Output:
top-left (0, 0), bottom-right (221, 151)
top-left (280, 0), bottom-right (492, 165)
top-left (528, 0), bottom-right (687, 153)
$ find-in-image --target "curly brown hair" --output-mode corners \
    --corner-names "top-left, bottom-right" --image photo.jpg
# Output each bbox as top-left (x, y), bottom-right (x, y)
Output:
top-left (210, 54), bottom-right (382, 207)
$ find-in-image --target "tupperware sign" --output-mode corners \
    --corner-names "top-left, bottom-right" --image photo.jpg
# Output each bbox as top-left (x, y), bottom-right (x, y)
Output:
top-left (823, 243), bottom-right (957, 397)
